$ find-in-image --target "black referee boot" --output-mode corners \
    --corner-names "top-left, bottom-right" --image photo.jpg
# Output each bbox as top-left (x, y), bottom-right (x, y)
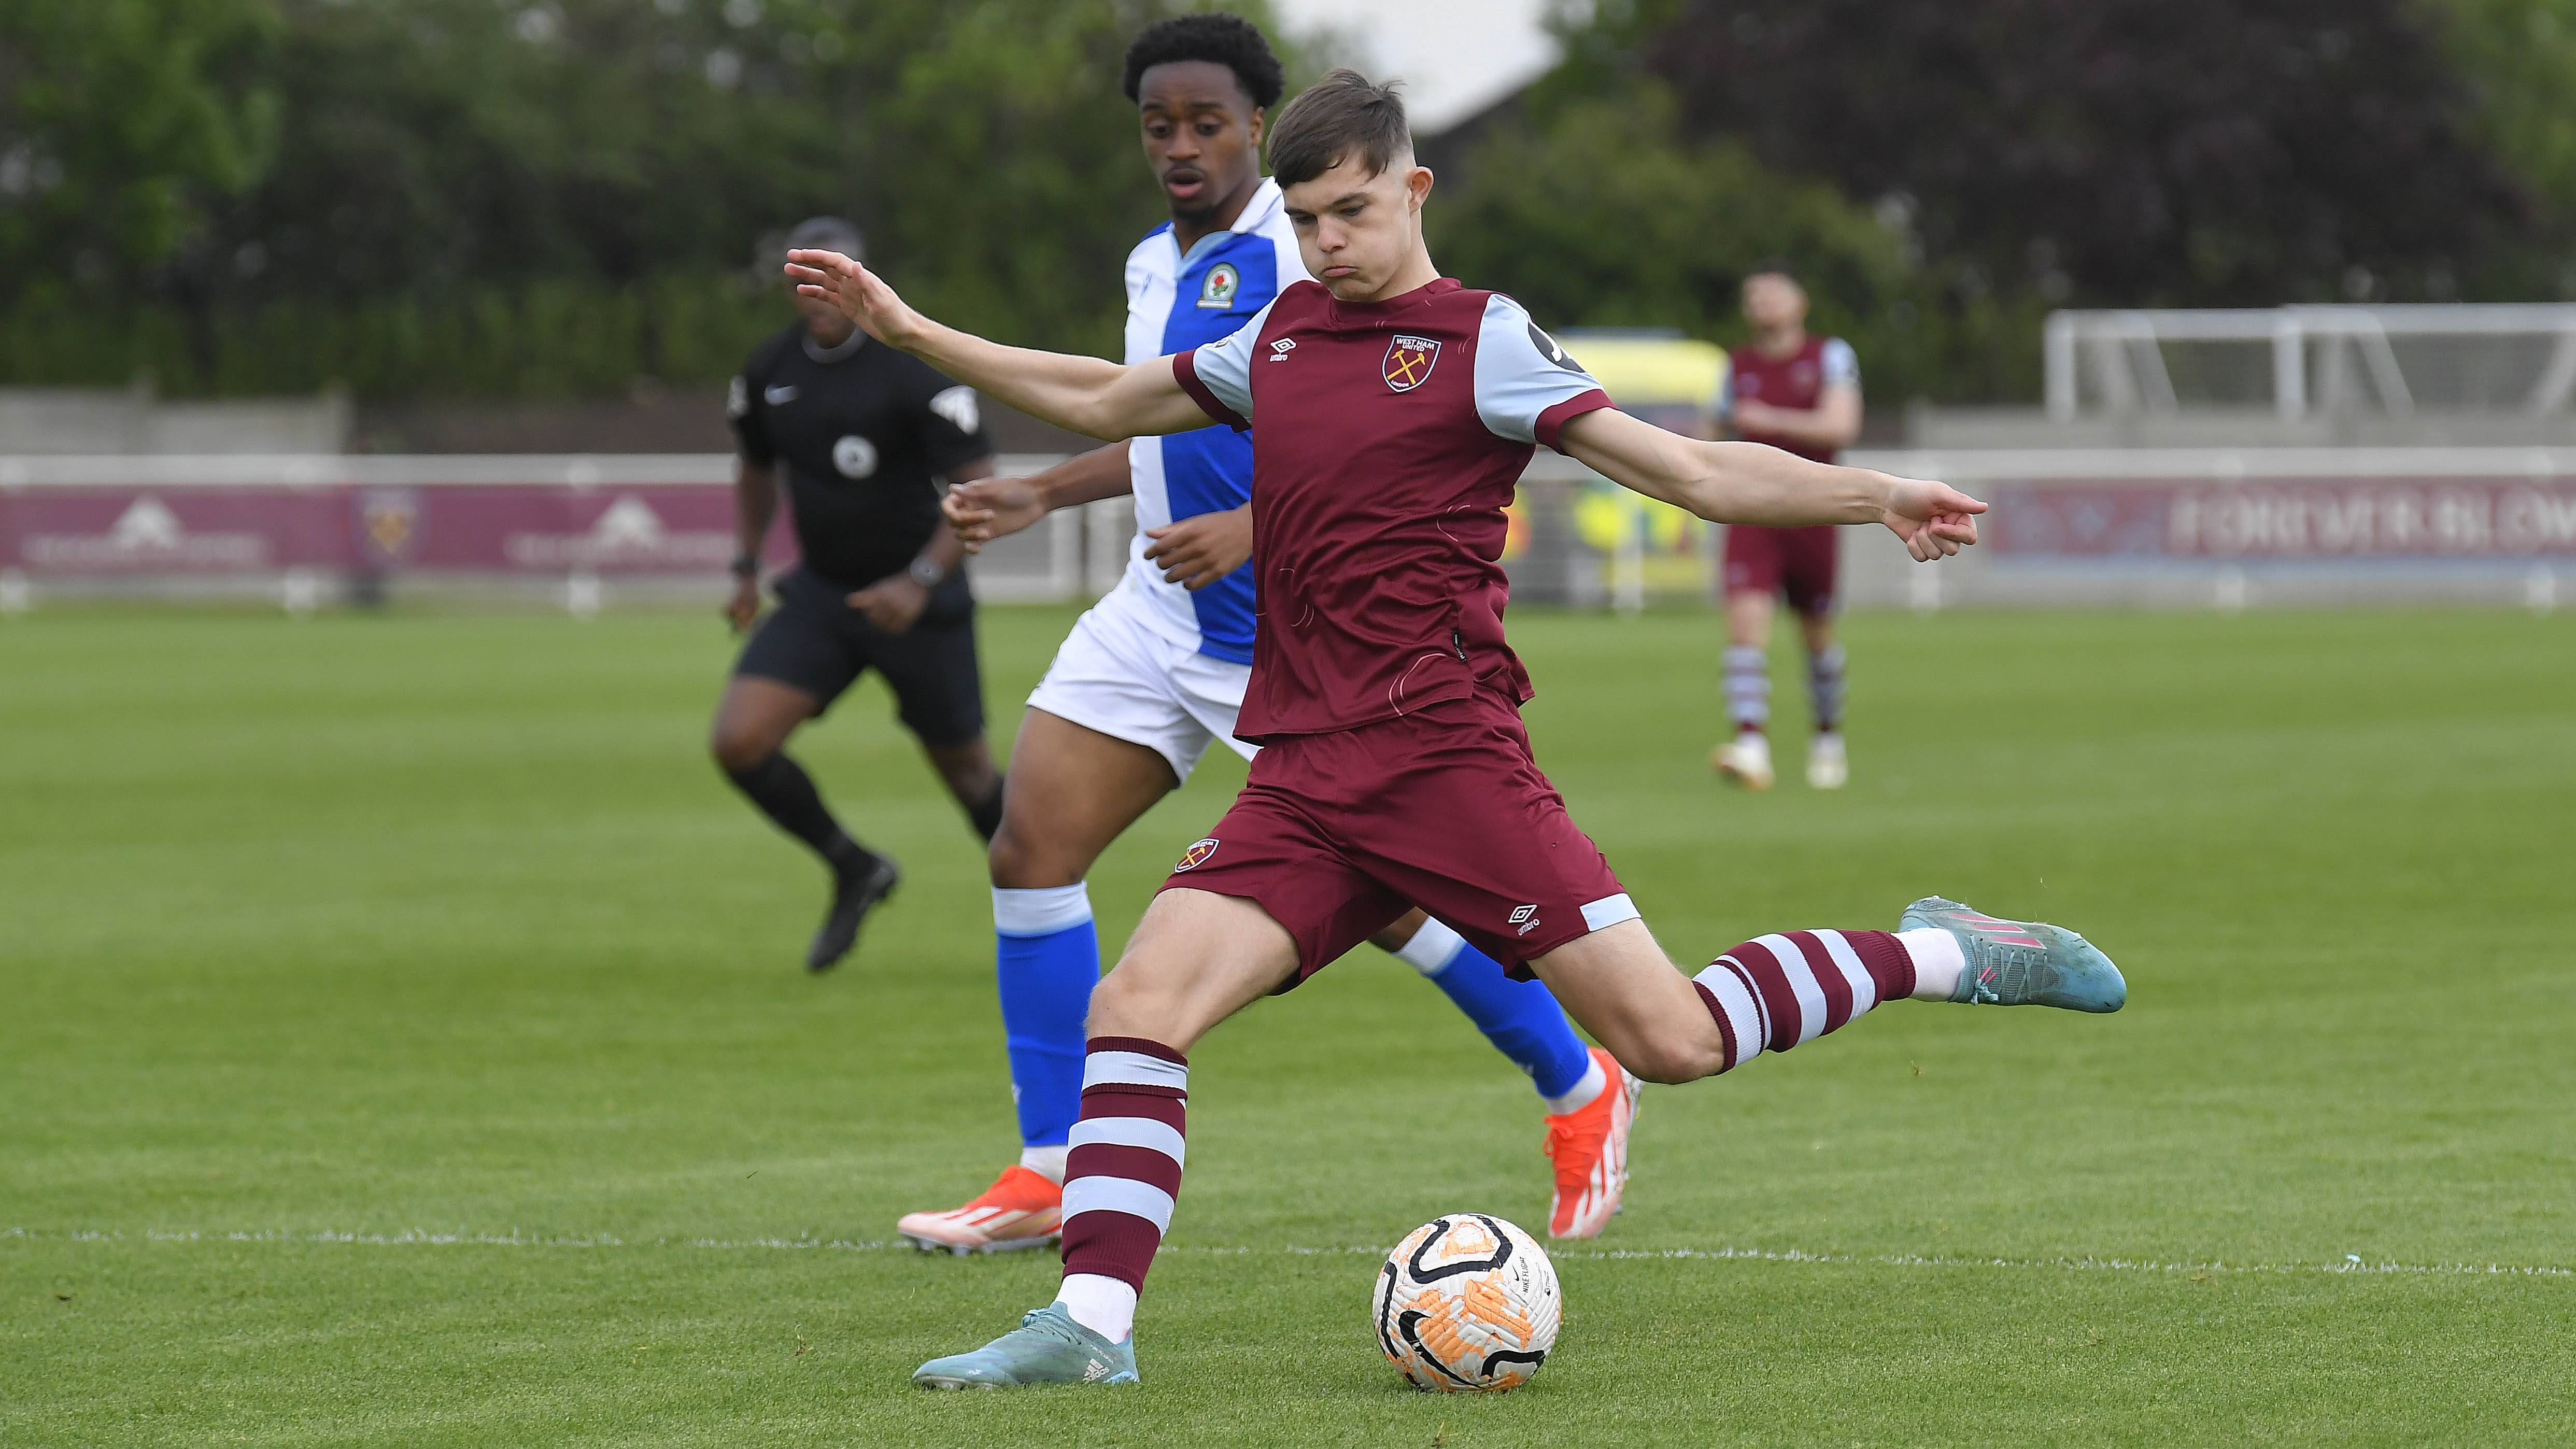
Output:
top-left (809, 848), bottom-right (900, 972)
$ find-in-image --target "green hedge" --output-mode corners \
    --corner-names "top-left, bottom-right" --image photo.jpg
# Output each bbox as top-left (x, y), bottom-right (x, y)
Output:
top-left (0, 274), bottom-right (789, 398)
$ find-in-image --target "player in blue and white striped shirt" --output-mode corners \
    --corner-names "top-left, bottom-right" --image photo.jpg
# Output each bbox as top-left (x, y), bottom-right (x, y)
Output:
top-left (900, 15), bottom-right (1634, 1256)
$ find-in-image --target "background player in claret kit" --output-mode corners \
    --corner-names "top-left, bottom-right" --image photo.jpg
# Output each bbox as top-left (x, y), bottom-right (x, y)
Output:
top-left (1711, 263), bottom-right (1865, 792)
top-left (713, 217), bottom-right (1006, 972)
top-left (896, 15), bottom-right (1636, 1259)
top-left (786, 70), bottom-right (2127, 1391)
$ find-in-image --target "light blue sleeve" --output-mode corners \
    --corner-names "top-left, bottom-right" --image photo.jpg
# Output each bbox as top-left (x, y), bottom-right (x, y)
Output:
top-left (1183, 297), bottom-right (1275, 421)
top-left (1472, 295), bottom-right (1609, 446)
top-left (1821, 337), bottom-right (1862, 393)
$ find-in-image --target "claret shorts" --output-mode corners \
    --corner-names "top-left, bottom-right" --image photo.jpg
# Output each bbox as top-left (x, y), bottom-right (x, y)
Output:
top-left (1161, 689), bottom-right (1638, 984)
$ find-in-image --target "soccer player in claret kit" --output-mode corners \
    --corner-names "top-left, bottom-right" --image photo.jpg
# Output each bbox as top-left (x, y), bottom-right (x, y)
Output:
top-left (713, 216), bottom-right (1006, 972)
top-left (897, 16), bottom-right (1636, 1257)
top-left (1711, 262), bottom-right (1865, 792)
top-left (788, 72), bottom-right (2128, 1389)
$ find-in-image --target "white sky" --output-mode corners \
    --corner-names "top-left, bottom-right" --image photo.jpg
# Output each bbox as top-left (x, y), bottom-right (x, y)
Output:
top-left (1270, 0), bottom-right (1561, 133)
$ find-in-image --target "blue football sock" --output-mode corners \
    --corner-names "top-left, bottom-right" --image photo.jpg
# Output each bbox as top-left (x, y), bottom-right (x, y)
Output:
top-left (1395, 918), bottom-right (1594, 1102)
top-left (993, 884), bottom-right (1098, 1149)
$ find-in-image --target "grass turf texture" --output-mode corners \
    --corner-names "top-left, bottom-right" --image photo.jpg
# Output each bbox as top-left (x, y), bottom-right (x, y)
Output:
top-left (4, 603), bottom-right (2572, 1446)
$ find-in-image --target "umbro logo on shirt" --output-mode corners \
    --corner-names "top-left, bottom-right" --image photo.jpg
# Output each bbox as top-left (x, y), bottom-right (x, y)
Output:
top-left (1268, 339), bottom-right (1295, 363)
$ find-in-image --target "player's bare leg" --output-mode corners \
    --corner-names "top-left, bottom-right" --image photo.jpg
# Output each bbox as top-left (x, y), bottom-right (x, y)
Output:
top-left (1714, 588), bottom-right (1777, 789)
top-left (710, 676), bottom-right (900, 971)
top-left (987, 709), bottom-right (1179, 888)
top-left (898, 708), bottom-right (1180, 1256)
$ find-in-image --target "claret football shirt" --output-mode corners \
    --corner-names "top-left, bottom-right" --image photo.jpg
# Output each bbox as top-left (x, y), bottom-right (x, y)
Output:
top-left (1173, 276), bottom-right (1612, 740)
top-left (1720, 335), bottom-right (1860, 464)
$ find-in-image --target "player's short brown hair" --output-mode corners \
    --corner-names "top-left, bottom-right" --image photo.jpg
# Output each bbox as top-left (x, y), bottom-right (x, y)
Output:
top-left (1267, 69), bottom-right (1411, 187)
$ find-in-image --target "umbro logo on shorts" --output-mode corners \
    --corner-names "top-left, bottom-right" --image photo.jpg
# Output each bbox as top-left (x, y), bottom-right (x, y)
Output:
top-left (1174, 838), bottom-right (1220, 871)
top-left (1509, 903), bottom-right (1540, 936)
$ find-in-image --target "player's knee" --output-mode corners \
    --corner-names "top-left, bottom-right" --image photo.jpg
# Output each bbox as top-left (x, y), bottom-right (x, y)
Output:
top-left (986, 815), bottom-right (1070, 888)
top-left (1084, 963), bottom-right (1161, 1037)
top-left (1617, 1025), bottom-right (1722, 1086)
top-left (707, 727), bottom-right (765, 775)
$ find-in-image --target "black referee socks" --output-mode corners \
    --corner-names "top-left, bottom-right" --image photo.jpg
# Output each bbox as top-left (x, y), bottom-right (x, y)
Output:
top-left (725, 751), bottom-right (874, 869)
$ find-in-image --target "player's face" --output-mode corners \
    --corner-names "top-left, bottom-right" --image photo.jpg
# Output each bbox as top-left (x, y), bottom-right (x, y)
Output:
top-left (1281, 154), bottom-right (1433, 303)
top-left (1137, 61), bottom-right (1263, 220)
top-left (1742, 274), bottom-right (1808, 331)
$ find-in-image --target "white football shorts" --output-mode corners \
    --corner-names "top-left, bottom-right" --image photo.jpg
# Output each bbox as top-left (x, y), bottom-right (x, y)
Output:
top-left (1024, 580), bottom-right (1256, 784)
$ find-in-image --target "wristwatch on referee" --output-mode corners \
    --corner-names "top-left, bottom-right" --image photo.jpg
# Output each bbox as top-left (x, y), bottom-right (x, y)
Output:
top-left (907, 555), bottom-right (946, 589)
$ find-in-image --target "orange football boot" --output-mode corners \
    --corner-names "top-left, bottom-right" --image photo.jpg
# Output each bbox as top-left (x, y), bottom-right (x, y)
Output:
top-left (1542, 1047), bottom-right (1643, 1239)
top-left (897, 1165), bottom-right (1064, 1256)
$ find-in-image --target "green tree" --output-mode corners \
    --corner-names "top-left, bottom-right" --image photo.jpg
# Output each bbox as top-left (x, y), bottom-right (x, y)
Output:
top-left (1429, 88), bottom-right (2042, 403)
top-left (2435, 0), bottom-right (2576, 290)
top-left (1555, 0), bottom-right (2535, 308)
top-left (0, 0), bottom-right (277, 304)
top-left (1, 0), bottom-right (1307, 397)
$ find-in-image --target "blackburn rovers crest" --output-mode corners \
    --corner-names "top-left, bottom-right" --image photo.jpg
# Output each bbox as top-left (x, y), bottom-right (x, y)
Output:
top-left (1383, 334), bottom-right (1440, 392)
top-left (1174, 837), bottom-right (1220, 871)
top-left (1197, 262), bottom-right (1240, 310)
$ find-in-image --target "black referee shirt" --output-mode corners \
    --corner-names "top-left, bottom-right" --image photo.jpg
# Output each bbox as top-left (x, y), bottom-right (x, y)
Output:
top-left (728, 323), bottom-right (995, 591)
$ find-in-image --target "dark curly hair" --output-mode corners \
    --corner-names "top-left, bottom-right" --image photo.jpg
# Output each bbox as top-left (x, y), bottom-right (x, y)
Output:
top-left (1121, 12), bottom-right (1285, 110)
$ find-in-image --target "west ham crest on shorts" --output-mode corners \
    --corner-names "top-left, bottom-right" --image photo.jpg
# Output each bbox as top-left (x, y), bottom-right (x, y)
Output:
top-left (1383, 335), bottom-right (1440, 392)
top-left (1174, 837), bottom-right (1220, 871)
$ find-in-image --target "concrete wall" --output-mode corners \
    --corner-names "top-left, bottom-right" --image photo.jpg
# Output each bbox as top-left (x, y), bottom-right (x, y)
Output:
top-left (0, 388), bottom-right (353, 455)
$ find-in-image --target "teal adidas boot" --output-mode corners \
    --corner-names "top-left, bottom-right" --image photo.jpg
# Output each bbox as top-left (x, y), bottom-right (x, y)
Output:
top-left (912, 1304), bottom-right (1140, 1389)
top-left (1898, 897), bottom-right (2126, 1013)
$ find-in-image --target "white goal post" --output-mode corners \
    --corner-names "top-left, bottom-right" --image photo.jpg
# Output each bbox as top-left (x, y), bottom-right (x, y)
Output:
top-left (2045, 304), bottom-right (2576, 421)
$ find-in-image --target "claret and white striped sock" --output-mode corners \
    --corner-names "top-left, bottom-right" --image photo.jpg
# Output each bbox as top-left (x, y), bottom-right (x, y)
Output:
top-left (1807, 644), bottom-right (1847, 733)
top-left (1054, 1036), bottom-right (1188, 1344)
top-left (1689, 929), bottom-right (1920, 1073)
top-left (1722, 645), bottom-right (1771, 734)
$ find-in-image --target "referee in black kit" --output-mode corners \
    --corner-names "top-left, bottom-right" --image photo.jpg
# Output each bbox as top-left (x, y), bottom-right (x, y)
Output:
top-left (712, 216), bottom-right (1005, 972)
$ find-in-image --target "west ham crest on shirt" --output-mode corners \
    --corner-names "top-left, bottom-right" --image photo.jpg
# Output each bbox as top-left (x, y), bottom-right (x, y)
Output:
top-left (1383, 334), bottom-right (1440, 392)
top-left (1197, 262), bottom-right (1240, 310)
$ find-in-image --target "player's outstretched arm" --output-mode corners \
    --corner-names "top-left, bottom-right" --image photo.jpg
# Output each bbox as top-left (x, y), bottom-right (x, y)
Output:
top-left (944, 442), bottom-right (1133, 552)
top-left (1558, 407), bottom-right (1985, 561)
top-left (786, 251), bottom-right (1206, 441)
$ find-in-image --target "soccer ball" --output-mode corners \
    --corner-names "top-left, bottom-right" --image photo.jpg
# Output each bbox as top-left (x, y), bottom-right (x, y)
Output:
top-left (1371, 1213), bottom-right (1561, 1392)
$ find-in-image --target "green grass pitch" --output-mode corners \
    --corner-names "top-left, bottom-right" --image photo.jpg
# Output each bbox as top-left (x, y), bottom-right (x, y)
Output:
top-left (5, 602), bottom-right (2573, 1446)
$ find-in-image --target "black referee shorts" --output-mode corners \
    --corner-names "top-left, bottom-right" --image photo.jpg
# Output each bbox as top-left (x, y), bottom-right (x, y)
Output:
top-left (733, 566), bottom-right (986, 747)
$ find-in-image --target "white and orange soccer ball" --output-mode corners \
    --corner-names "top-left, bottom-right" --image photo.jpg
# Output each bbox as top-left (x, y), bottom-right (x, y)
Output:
top-left (1371, 1214), bottom-right (1561, 1392)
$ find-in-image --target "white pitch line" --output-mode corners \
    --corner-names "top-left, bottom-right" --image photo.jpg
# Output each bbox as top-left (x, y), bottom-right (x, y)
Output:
top-left (6, 1226), bottom-right (2568, 1278)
